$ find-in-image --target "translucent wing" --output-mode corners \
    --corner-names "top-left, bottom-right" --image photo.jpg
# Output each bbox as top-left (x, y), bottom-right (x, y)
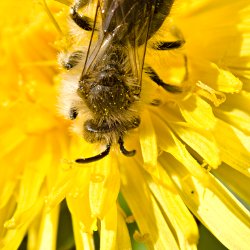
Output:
top-left (81, 0), bottom-right (158, 87)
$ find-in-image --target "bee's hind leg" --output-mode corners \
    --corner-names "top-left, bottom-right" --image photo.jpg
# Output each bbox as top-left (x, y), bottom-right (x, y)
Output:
top-left (151, 24), bottom-right (185, 51)
top-left (150, 27), bottom-right (188, 84)
top-left (152, 40), bottom-right (185, 50)
top-left (145, 66), bottom-right (183, 93)
top-left (148, 37), bottom-right (188, 93)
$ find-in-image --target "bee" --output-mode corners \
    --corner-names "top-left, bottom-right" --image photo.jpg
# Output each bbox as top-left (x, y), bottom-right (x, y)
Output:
top-left (59, 0), bottom-right (185, 163)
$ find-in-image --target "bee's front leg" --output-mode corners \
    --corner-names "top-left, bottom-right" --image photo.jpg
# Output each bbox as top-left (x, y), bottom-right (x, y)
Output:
top-left (58, 50), bottom-right (84, 70)
top-left (70, 1), bottom-right (93, 31)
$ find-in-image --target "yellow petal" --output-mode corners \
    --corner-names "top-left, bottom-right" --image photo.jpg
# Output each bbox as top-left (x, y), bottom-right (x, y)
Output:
top-left (1, 224), bottom-right (27, 250)
top-left (220, 90), bottom-right (250, 116)
top-left (0, 126), bottom-right (27, 159)
top-left (72, 217), bottom-right (95, 250)
top-left (139, 109), bottom-right (158, 168)
top-left (3, 197), bottom-right (44, 250)
top-left (230, 125), bottom-right (250, 153)
top-left (164, 155), bottom-right (250, 250)
top-left (178, 95), bottom-right (216, 130)
top-left (175, 0), bottom-right (250, 67)
top-left (213, 164), bottom-right (250, 205)
top-left (89, 154), bottom-right (120, 219)
top-left (35, 206), bottom-right (59, 250)
top-left (0, 177), bottom-right (16, 210)
top-left (152, 114), bottom-right (210, 184)
top-left (7, 136), bottom-right (53, 227)
top-left (213, 119), bottom-right (250, 177)
top-left (191, 59), bottom-right (242, 93)
top-left (170, 123), bottom-right (221, 168)
top-left (119, 157), bottom-right (179, 250)
top-left (215, 108), bottom-right (250, 134)
top-left (45, 167), bottom-right (80, 210)
top-left (67, 194), bottom-right (96, 234)
top-left (148, 163), bottom-right (199, 249)
top-left (116, 207), bottom-right (132, 250)
top-left (0, 199), bottom-right (16, 242)
top-left (100, 203), bottom-right (117, 250)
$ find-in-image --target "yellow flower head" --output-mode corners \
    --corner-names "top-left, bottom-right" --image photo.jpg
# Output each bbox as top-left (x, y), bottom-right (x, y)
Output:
top-left (0, 0), bottom-right (250, 249)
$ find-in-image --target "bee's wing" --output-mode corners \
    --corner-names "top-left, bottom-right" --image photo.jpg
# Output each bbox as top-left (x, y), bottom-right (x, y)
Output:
top-left (117, 0), bottom-right (156, 83)
top-left (82, 0), bottom-right (156, 83)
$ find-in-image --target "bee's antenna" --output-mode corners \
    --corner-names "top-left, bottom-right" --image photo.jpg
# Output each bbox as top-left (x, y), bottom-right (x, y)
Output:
top-left (75, 144), bottom-right (111, 163)
top-left (118, 138), bottom-right (136, 157)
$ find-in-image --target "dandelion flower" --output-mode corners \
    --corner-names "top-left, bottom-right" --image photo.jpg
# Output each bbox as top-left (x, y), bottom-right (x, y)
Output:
top-left (0, 0), bottom-right (250, 249)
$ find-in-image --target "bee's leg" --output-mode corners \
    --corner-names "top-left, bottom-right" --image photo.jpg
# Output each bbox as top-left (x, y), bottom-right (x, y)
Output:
top-left (145, 66), bottom-right (182, 93)
top-left (151, 40), bottom-right (185, 50)
top-left (83, 119), bottom-right (137, 157)
top-left (118, 137), bottom-right (136, 157)
top-left (69, 107), bottom-right (78, 120)
top-left (73, 0), bottom-right (88, 10)
top-left (75, 144), bottom-right (111, 163)
top-left (58, 50), bottom-right (84, 70)
top-left (149, 38), bottom-right (188, 90)
top-left (151, 24), bottom-right (185, 51)
top-left (76, 119), bottom-right (112, 163)
top-left (70, 3), bottom-right (93, 31)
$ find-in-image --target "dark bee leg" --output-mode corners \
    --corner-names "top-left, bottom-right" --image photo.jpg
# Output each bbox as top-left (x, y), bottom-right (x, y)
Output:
top-left (118, 138), bottom-right (136, 157)
top-left (73, 0), bottom-right (88, 10)
top-left (60, 50), bottom-right (84, 70)
top-left (148, 0), bottom-right (175, 41)
top-left (69, 107), bottom-right (78, 120)
top-left (75, 144), bottom-right (111, 163)
top-left (70, 5), bottom-right (93, 31)
top-left (59, 2), bottom-right (90, 70)
top-left (145, 66), bottom-right (182, 93)
top-left (147, 37), bottom-right (188, 93)
top-left (150, 24), bottom-right (188, 83)
top-left (152, 40), bottom-right (185, 50)
top-left (82, 120), bottom-right (138, 159)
